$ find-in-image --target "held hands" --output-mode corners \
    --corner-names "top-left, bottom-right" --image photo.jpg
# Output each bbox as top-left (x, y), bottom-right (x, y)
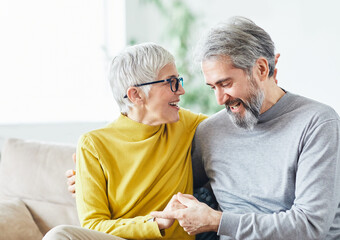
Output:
top-left (151, 192), bottom-right (222, 235)
top-left (64, 156), bottom-right (222, 234)
top-left (155, 194), bottom-right (187, 230)
top-left (65, 153), bottom-right (76, 198)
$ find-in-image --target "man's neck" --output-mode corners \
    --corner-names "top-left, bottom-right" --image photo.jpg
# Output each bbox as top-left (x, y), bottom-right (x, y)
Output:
top-left (260, 82), bottom-right (286, 114)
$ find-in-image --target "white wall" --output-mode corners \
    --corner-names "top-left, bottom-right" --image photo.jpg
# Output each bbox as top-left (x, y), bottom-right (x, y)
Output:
top-left (1, 1), bottom-right (339, 149)
top-left (0, 0), bottom-right (125, 148)
top-left (0, 0), bottom-right (125, 124)
top-left (127, 0), bottom-right (340, 114)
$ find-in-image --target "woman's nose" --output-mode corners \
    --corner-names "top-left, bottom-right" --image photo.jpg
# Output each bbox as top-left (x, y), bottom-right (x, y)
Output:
top-left (176, 83), bottom-right (185, 95)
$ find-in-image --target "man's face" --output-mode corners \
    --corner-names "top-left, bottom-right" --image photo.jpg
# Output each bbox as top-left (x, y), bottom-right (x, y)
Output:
top-left (202, 57), bottom-right (264, 130)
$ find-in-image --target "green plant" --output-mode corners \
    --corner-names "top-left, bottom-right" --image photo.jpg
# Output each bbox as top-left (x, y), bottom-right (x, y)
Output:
top-left (132, 0), bottom-right (223, 115)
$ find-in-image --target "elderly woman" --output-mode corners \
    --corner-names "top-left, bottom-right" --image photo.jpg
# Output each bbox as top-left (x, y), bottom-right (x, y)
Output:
top-left (43, 43), bottom-right (207, 240)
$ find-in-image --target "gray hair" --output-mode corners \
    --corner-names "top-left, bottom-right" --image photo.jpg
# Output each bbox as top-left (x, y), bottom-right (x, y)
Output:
top-left (108, 42), bottom-right (175, 114)
top-left (196, 16), bottom-right (275, 77)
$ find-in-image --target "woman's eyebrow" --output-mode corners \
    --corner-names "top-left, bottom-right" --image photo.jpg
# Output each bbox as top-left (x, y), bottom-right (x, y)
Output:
top-left (164, 74), bottom-right (179, 79)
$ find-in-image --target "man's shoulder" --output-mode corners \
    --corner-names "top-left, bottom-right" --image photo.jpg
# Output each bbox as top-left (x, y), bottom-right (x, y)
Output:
top-left (196, 108), bottom-right (229, 133)
top-left (288, 92), bottom-right (339, 122)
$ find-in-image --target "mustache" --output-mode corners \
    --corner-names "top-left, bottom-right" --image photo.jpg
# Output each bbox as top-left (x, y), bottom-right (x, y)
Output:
top-left (225, 98), bottom-right (259, 118)
top-left (225, 98), bottom-right (244, 108)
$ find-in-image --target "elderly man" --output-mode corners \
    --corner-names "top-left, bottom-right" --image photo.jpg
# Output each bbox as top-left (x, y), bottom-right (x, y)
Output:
top-left (151, 17), bottom-right (340, 239)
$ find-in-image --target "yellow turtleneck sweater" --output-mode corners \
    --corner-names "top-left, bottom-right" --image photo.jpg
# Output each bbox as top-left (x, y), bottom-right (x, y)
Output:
top-left (76, 108), bottom-right (207, 239)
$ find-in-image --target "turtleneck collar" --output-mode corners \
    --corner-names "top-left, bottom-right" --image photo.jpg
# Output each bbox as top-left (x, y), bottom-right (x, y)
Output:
top-left (109, 114), bottom-right (163, 141)
top-left (258, 90), bottom-right (290, 123)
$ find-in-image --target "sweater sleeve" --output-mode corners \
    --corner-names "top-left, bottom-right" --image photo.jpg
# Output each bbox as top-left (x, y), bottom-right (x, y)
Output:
top-left (75, 135), bottom-right (163, 239)
top-left (192, 129), bottom-right (209, 189)
top-left (180, 109), bottom-right (209, 188)
top-left (218, 119), bottom-right (340, 240)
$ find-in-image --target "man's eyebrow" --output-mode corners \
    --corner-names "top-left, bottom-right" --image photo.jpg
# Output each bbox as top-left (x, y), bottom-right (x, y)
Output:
top-left (206, 78), bottom-right (232, 86)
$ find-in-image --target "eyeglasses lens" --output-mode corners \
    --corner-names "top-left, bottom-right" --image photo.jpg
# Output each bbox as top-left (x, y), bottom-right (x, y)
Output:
top-left (173, 78), bottom-right (181, 92)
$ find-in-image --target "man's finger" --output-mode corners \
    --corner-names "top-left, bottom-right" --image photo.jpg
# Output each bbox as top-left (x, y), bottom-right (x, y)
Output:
top-left (68, 184), bottom-right (75, 194)
top-left (150, 210), bottom-right (179, 219)
top-left (72, 153), bottom-right (76, 164)
top-left (178, 193), bottom-right (196, 200)
top-left (177, 192), bottom-right (198, 207)
top-left (67, 175), bottom-right (76, 185)
top-left (65, 169), bottom-right (75, 177)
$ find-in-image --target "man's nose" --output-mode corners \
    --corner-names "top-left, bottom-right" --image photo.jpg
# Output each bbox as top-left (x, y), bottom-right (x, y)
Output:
top-left (215, 88), bottom-right (228, 105)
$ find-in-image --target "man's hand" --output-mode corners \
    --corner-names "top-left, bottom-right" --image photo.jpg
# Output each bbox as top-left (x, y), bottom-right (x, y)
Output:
top-left (155, 194), bottom-right (187, 230)
top-left (65, 153), bottom-right (76, 198)
top-left (151, 192), bottom-right (222, 235)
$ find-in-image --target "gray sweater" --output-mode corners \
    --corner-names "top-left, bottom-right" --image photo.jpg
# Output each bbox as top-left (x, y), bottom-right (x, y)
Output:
top-left (192, 92), bottom-right (340, 239)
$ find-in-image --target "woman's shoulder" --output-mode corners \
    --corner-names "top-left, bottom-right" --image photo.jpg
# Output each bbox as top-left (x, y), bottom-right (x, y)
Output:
top-left (177, 108), bottom-right (208, 132)
top-left (179, 108), bottom-right (208, 121)
top-left (78, 122), bottom-right (116, 147)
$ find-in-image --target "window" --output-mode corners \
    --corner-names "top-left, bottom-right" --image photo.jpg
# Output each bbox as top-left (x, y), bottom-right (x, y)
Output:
top-left (0, 0), bottom-right (125, 123)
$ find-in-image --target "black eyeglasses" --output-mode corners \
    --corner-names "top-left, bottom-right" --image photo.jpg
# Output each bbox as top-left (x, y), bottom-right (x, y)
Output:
top-left (124, 77), bottom-right (183, 98)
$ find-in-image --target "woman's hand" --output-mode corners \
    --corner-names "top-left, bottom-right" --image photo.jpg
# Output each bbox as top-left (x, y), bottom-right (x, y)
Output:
top-left (155, 194), bottom-right (187, 230)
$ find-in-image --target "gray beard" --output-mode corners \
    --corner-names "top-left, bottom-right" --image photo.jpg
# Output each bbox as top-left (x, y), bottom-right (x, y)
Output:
top-left (226, 88), bottom-right (264, 130)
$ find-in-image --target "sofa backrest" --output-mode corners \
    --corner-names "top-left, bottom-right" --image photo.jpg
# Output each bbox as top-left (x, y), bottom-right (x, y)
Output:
top-left (0, 138), bottom-right (80, 235)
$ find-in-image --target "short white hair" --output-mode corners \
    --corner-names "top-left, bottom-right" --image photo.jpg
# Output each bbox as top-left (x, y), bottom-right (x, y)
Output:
top-left (108, 42), bottom-right (175, 114)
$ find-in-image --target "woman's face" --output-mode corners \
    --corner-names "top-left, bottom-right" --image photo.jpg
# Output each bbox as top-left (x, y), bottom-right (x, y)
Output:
top-left (142, 62), bottom-right (185, 125)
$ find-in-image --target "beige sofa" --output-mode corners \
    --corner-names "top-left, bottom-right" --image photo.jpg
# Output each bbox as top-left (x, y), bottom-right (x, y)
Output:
top-left (0, 138), bottom-right (80, 240)
top-left (0, 138), bottom-right (218, 240)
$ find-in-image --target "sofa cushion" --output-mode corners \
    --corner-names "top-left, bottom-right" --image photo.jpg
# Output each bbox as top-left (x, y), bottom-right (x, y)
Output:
top-left (0, 197), bottom-right (43, 240)
top-left (0, 138), bottom-right (80, 234)
top-left (25, 198), bottom-right (80, 235)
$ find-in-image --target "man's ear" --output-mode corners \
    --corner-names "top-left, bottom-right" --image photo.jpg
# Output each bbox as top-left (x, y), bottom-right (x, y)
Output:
top-left (126, 87), bottom-right (144, 104)
top-left (255, 57), bottom-right (269, 81)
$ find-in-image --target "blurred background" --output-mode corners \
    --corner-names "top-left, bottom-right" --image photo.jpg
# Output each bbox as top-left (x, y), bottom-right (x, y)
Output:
top-left (1, 0), bottom-right (340, 147)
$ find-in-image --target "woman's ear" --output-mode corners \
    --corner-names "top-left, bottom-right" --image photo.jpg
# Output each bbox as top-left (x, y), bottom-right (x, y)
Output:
top-left (126, 87), bottom-right (144, 104)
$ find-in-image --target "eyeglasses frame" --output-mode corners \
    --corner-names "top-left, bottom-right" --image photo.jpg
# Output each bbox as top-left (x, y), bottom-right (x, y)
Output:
top-left (123, 76), bottom-right (183, 98)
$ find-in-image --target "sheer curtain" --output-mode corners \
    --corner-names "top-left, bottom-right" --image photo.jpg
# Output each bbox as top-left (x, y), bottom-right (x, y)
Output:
top-left (0, 0), bottom-right (125, 123)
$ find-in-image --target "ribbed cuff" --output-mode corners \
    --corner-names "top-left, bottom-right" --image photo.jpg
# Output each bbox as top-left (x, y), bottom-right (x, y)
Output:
top-left (217, 211), bottom-right (242, 237)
